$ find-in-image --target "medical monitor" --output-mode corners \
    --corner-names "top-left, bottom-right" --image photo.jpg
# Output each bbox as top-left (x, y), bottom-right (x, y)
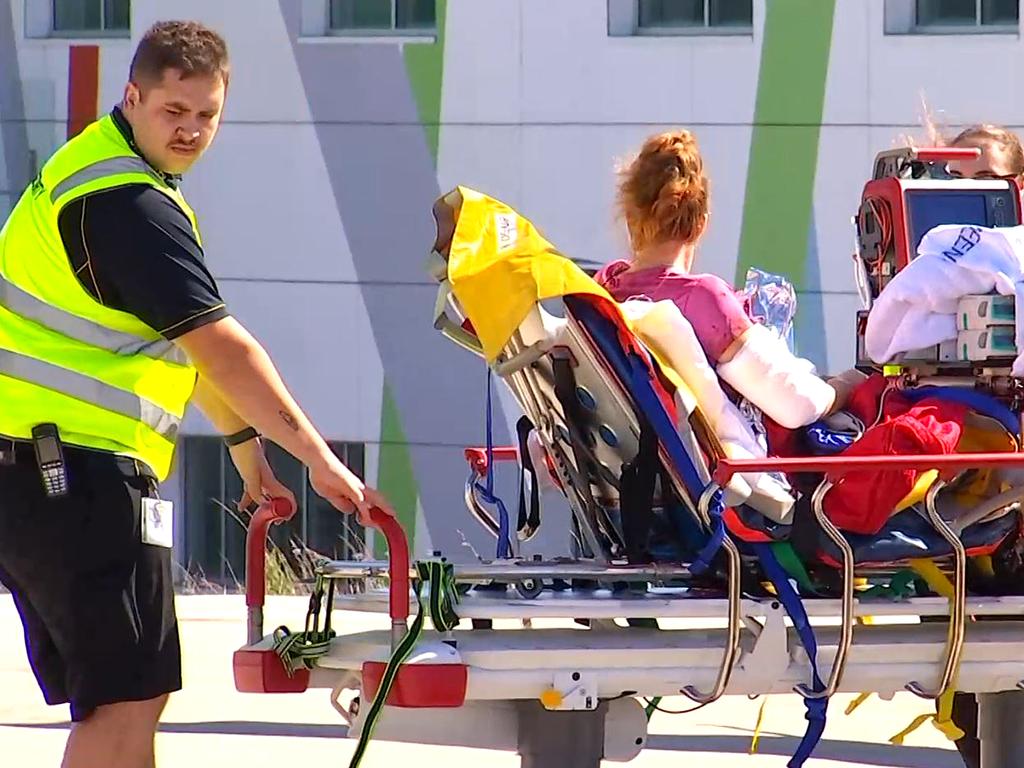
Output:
top-left (905, 187), bottom-right (1018, 254)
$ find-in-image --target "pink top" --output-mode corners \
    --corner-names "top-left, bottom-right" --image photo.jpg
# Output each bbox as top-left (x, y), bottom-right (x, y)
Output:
top-left (595, 260), bottom-right (753, 366)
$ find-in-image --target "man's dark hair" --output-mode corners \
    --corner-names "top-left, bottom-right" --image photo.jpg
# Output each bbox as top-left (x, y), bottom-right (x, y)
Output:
top-left (130, 20), bottom-right (230, 88)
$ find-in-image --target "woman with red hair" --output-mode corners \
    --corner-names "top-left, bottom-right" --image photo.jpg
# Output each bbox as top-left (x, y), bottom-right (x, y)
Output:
top-left (596, 129), bottom-right (863, 425)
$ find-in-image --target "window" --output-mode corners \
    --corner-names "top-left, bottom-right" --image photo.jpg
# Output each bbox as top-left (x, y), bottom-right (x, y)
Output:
top-left (638, 0), bottom-right (752, 29)
top-left (917, 0), bottom-right (1017, 27)
top-left (887, 0), bottom-right (1018, 32)
top-left (52, 0), bottom-right (130, 35)
top-left (328, 0), bottom-right (436, 34)
top-left (609, 0), bottom-right (752, 36)
top-left (181, 436), bottom-right (366, 589)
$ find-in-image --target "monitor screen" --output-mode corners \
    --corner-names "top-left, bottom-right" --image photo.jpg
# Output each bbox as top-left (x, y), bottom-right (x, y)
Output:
top-left (905, 188), bottom-right (1018, 253)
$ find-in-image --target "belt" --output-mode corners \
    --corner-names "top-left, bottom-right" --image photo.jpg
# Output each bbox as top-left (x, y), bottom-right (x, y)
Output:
top-left (0, 436), bottom-right (34, 464)
top-left (0, 435), bottom-right (157, 481)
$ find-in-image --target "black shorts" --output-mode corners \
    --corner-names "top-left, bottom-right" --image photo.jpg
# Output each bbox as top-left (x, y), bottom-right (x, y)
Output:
top-left (0, 441), bottom-right (181, 721)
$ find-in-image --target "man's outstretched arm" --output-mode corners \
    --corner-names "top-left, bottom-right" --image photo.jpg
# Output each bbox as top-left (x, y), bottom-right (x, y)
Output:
top-left (175, 317), bottom-right (393, 517)
top-left (177, 317), bottom-right (334, 469)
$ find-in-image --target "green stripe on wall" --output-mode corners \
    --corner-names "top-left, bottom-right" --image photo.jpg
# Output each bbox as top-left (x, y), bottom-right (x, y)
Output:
top-left (735, 0), bottom-right (836, 290)
top-left (403, 0), bottom-right (447, 161)
top-left (375, 383), bottom-right (419, 558)
top-left (374, 0), bottom-right (448, 556)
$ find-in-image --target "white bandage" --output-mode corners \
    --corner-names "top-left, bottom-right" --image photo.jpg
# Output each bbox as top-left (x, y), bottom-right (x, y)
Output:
top-left (716, 324), bottom-right (835, 430)
top-left (622, 300), bottom-right (795, 524)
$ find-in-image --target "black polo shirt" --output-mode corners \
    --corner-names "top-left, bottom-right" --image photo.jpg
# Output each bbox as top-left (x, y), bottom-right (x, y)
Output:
top-left (57, 108), bottom-right (228, 340)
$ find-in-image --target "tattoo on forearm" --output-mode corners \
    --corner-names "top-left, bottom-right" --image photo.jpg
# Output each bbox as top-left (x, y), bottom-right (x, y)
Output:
top-left (279, 410), bottom-right (299, 431)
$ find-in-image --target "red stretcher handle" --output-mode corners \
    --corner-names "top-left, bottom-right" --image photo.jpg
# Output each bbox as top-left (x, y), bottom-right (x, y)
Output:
top-left (245, 500), bottom-right (411, 626)
top-left (245, 497), bottom-right (296, 610)
top-left (365, 507), bottom-right (410, 625)
top-left (464, 446), bottom-right (519, 475)
top-left (713, 452), bottom-right (1024, 486)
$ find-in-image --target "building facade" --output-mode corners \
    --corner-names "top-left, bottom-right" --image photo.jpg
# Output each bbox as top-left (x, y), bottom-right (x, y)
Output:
top-left (1, 0), bottom-right (1021, 581)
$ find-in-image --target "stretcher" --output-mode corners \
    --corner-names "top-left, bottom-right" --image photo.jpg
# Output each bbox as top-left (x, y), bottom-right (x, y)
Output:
top-left (233, 147), bottom-right (1024, 768)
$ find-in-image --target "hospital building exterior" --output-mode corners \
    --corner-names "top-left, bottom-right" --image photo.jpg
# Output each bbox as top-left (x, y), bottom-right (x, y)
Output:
top-left (1, 0), bottom-right (1020, 579)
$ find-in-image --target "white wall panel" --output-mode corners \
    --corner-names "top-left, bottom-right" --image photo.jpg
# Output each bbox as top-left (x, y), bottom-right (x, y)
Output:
top-left (185, 123), bottom-right (358, 283)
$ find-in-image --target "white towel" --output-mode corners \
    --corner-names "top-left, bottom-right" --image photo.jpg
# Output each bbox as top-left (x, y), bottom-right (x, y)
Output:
top-left (865, 224), bottom-right (1024, 375)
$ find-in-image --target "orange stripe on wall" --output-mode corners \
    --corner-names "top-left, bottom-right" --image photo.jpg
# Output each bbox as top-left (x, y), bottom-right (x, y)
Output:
top-left (67, 45), bottom-right (99, 139)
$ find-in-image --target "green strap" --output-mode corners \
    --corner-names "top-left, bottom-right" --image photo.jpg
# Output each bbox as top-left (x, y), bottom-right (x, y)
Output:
top-left (770, 542), bottom-right (818, 595)
top-left (273, 573), bottom-right (337, 677)
top-left (425, 559), bottom-right (460, 632)
top-left (860, 569), bottom-right (917, 601)
top-left (645, 697), bottom-right (661, 720)
top-left (349, 559), bottom-right (460, 768)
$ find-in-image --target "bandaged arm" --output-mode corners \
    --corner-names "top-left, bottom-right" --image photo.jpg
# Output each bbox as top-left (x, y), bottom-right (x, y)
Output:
top-left (716, 324), bottom-right (837, 429)
top-left (623, 300), bottom-right (795, 523)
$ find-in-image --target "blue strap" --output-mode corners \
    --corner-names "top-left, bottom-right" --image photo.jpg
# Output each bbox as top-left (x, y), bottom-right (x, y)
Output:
top-left (752, 542), bottom-right (828, 768)
top-left (484, 369), bottom-right (496, 497)
top-left (478, 368), bottom-right (512, 558)
top-left (804, 421), bottom-right (859, 455)
top-left (474, 480), bottom-right (512, 559)
top-left (903, 386), bottom-right (1020, 437)
top-left (690, 488), bottom-right (726, 576)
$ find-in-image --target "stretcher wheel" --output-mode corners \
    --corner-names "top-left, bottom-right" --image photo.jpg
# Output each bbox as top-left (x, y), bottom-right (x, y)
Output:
top-left (516, 579), bottom-right (544, 599)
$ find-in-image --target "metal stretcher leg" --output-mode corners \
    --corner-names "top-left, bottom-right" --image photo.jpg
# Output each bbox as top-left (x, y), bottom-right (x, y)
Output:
top-left (979, 690), bottom-right (1024, 768)
top-left (805, 478), bottom-right (967, 701)
top-left (517, 702), bottom-right (605, 768)
top-left (907, 481), bottom-right (966, 700)
top-left (680, 485), bottom-right (742, 704)
top-left (798, 480), bottom-right (854, 699)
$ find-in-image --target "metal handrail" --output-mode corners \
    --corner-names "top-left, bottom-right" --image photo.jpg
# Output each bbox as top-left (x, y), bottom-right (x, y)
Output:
top-left (795, 480), bottom-right (852, 699)
top-left (906, 481), bottom-right (967, 700)
top-left (679, 484), bottom-right (742, 705)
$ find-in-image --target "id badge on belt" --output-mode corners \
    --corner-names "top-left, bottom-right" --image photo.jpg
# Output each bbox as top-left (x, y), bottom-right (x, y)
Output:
top-left (141, 497), bottom-right (174, 548)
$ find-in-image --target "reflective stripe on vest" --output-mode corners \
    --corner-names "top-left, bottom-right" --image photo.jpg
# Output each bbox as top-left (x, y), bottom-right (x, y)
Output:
top-left (0, 348), bottom-right (180, 441)
top-left (49, 156), bottom-right (160, 204)
top-left (0, 273), bottom-right (188, 365)
top-left (0, 113), bottom-right (198, 479)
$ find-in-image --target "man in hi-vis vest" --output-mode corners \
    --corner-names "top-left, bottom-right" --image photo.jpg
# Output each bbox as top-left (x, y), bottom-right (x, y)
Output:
top-left (0, 20), bottom-right (393, 767)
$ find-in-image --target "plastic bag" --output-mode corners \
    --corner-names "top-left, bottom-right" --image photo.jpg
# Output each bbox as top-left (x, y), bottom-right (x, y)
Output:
top-left (738, 268), bottom-right (799, 491)
top-left (742, 267), bottom-right (798, 354)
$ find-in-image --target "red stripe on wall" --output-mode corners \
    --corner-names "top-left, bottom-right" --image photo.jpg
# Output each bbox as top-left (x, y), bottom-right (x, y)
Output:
top-left (67, 45), bottom-right (100, 140)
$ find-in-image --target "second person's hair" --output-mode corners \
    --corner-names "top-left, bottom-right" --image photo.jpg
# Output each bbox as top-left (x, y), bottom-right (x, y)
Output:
top-left (949, 123), bottom-right (1024, 178)
top-left (617, 130), bottom-right (709, 254)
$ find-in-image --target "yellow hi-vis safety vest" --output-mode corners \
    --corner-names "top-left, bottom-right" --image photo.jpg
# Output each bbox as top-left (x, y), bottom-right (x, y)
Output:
top-left (0, 114), bottom-right (200, 481)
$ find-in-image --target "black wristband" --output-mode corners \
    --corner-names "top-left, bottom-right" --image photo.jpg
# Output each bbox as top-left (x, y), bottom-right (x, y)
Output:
top-left (224, 426), bottom-right (260, 447)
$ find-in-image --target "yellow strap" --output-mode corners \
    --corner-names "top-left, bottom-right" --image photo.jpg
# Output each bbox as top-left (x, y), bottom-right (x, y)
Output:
top-left (845, 692), bottom-right (873, 715)
top-left (894, 470), bottom-right (940, 513)
top-left (847, 563), bottom-right (966, 745)
top-left (888, 691), bottom-right (964, 744)
top-left (889, 713), bottom-right (938, 745)
top-left (975, 555), bottom-right (995, 578)
top-left (884, 560), bottom-right (965, 744)
top-left (934, 688), bottom-right (966, 742)
top-left (910, 559), bottom-right (954, 600)
top-left (749, 697), bottom-right (768, 754)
